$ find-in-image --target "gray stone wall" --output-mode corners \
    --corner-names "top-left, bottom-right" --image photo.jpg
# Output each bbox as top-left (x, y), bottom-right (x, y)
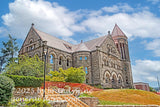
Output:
top-left (19, 28), bottom-right (133, 88)
top-left (72, 51), bottom-right (91, 84)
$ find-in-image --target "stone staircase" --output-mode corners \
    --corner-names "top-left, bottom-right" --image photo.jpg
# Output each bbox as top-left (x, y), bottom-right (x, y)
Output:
top-left (40, 89), bottom-right (89, 107)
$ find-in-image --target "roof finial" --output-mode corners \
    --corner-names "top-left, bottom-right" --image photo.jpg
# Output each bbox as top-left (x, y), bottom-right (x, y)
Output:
top-left (108, 31), bottom-right (111, 35)
top-left (81, 40), bottom-right (83, 43)
top-left (31, 23), bottom-right (34, 27)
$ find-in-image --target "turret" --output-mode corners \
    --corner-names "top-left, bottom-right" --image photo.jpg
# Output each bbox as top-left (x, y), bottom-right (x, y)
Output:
top-left (112, 24), bottom-right (130, 61)
top-left (112, 24), bottom-right (133, 88)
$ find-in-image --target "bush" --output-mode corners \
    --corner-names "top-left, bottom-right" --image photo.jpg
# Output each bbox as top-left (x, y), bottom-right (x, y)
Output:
top-left (0, 75), bottom-right (15, 106)
top-left (48, 67), bottom-right (86, 83)
top-left (6, 75), bottom-right (43, 87)
top-left (5, 55), bottom-right (49, 77)
top-left (79, 93), bottom-right (93, 98)
top-left (93, 84), bottom-right (103, 89)
top-left (8, 98), bottom-right (51, 107)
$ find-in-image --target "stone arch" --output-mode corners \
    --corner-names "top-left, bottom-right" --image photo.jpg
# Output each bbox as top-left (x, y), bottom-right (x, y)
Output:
top-left (29, 38), bottom-right (34, 44)
top-left (34, 51), bottom-right (41, 57)
top-left (118, 74), bottom-right (123, 85)
top-left (103, 71), bottom-right (111, 84)
top-left (58, 54), bottom-right (65, 65)
top-left (111, 71), bottom-right (118, 84)
top-left (66, 55), bottom-right (71, 67)
top-left (48, 51), bottom-right (57, 72)
top-left (49, 51), bottom-right (57, 58)
top-left (49, 51), bottom-right (57, 64)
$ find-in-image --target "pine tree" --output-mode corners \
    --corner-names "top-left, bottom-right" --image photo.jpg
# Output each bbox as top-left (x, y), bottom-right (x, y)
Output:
top-left (0, 34), bottom-right (19, 71)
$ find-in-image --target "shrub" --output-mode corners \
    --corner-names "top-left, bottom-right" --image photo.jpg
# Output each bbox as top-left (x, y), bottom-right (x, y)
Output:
top-left (5, 55), bottom-right (50, 77)
top-left (6, 75), bottom-right (43, 87)
top-left (93, 84), bottom-right (103, 89)
top-left (79, 93), bottom-right (93, 98)
top-left (0, 75), bottom-right (15, 106)
top-left (48, 67), bottom-right (86, 83)
top-left (8, 98), bottom-right (51, 107)
top-left (25, 99), bottom-right (51, 107)
top-left (46, 71), bottom-right (65, 82)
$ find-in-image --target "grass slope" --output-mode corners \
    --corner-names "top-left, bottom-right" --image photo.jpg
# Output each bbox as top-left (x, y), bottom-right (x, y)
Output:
top-left (90, 89), bottom-right (160, 105)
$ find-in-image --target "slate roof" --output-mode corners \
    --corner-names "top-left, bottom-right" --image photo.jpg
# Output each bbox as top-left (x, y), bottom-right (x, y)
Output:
top-left (112, 24), bottom-right (126, 37)
top-left (84, 36), bottom-right (107, 51)
top-left (32, 24), bottom-right (123, 53)
top-left (34, 28), bottom-right (75, 53)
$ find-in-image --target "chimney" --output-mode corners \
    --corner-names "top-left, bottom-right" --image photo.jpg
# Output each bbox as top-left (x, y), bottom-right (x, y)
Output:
top-left (31, 23), bottom-right (34, 27)
top-left (108, 31), bottom-right (110, 35)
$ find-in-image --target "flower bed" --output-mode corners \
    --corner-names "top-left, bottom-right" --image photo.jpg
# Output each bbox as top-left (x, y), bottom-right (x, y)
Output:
top-left (41, 81), bottom-right (102, 92)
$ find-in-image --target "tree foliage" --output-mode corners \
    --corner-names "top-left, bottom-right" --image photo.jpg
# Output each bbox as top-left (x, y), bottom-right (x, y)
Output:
top-left (0, 34), bottom-right (19, 72)
top-left (149, 86), bottom-right (156, 92)
top-left (0, 75), bottom-right (15, 106)
top-left (5, 55), bottom-right (47, 77)
top-left (48, 67), bottom-right (86, 83)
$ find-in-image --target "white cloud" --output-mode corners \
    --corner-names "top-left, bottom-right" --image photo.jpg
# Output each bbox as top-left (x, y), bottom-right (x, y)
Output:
top-left (81, 11), bottom-right (160, 39)
top-left (132, 60), bottom-right (160, 86)
top-left (145, 39), bottom-right (160, 57)
top-left (148, 0), bottom-right (160, 4)
top-left (1, 0), bottom-right (160, 42)
top-left (102, 3), bottom-right (133, 13)
top-left (62, 37), bottom-right (78, 44)
top-left (1, 0), bottom-right (84, 39)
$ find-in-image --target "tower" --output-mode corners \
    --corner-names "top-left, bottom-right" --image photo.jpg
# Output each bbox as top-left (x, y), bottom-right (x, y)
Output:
top-left (112, 24), bottom-right (133, 88)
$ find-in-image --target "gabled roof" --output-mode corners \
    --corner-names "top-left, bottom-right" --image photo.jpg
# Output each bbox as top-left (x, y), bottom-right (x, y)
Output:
top-left (112, 24), bottom-right (126, 37)
top-left (84, 36), bottom-right (107, 51)
top-left (30, 24), bottom-right (125, 53)
top-left (75, 43), bottom-right (90, 52)
top-left (32, 26), bottom-right (108, 52)
top-left (33, 27), bottom-right (75, 53)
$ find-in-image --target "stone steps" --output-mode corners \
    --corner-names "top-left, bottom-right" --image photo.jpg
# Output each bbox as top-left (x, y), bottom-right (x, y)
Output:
top-left (40, 89), bottom-right (89, 107)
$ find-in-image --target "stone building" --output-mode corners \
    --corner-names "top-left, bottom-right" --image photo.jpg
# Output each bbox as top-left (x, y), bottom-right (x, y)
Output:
top-left (19, 24), bottom-right (133, 88)
top-left (134, 82), bottom-right (150, 91)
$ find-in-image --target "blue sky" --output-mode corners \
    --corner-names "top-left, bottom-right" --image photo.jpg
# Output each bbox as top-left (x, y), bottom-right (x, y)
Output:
top-left (0, 0), bottom-right (160, 87)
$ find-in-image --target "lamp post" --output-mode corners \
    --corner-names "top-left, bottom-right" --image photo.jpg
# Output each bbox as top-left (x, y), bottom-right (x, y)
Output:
top-left (43, 48), bottom-right (47, 99)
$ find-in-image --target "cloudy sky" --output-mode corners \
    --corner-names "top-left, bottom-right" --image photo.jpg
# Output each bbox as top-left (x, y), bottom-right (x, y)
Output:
top-left (1, 0), bottom-right (160, 87)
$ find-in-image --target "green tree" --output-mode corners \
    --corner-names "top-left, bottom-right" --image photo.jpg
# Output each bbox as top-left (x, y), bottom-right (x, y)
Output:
top-left (0, 34), bottom-right (19, 69)
top-left (0, 75), bottom-right (15, 106)
top-left (48, 67), bottom-right (86, 83)
top-left (5, 55), bottom-right (47, 77)
top-left (149, 86), bottom-right (156, 92)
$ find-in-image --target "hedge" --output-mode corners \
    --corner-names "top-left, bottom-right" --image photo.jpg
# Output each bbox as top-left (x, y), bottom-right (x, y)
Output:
top-left (6, 75), bottom-right (43, 87)
top-left (0, 75), bottom-right (15, 106)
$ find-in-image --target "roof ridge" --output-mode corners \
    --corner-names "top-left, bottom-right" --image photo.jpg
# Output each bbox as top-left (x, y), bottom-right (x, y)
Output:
top-left (84, 35), bottom-right (106, 43)
top-left (112, 24), bottom-right (126, 37)
top-left (75, 42), bottom-right (90, 52)
top-left (34, 28), bottom-right (73, 46)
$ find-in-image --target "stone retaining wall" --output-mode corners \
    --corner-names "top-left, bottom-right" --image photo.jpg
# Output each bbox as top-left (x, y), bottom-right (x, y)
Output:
top-left (79, 97), bottom-right (99, 107)
top-left (79, 97), bottom-right (159, 107)
top-left (49, 100), bottom-right (67, 107)
top-left (97, 105), bottom-right (159, 107)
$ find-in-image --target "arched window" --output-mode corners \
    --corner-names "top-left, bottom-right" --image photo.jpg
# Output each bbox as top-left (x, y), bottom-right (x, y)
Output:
top-left (59, 56), bottom-right (62, 65)
top-left (86, 78), bottom-right (88, 83)
top-left (67, 59), bottom-right (69, 66)
top-left (112, 74), bottom-right (117, 84)
top-left (126, 76), bottom-right (129, 84)
top-left (29, 40), bottom-right (33, 44)
top-left (105, 74), bottom-right (110, 83)
top-left (118, 77), bottom-right (122, 84)
top-left (105, 76), bottom-right (108, 83)
top-left (85, 67), bottom-right (88, 74)
top-left (50, 55), bottom-right (54, 64)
